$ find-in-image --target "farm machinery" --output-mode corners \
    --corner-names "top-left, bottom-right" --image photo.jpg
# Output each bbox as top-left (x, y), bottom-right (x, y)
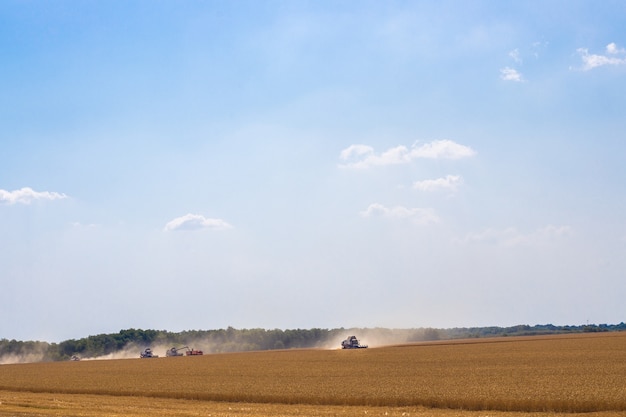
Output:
top-left (185, 347), bottom-right (203, 356)
top-left (166, 346), bottom-right (204, 357)
top-left (140, 348), bottom-right (158, 358)
top-left (341, 335), bottom-right (368, 349)
top-left (166, 346), bottom-right (185, 357)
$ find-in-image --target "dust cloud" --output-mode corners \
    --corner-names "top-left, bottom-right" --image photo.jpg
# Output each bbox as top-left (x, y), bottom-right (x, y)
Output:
top-left (80, 343), bottom-right (148, 361)
top-left (86, 343), bottom-right (209, 360)
top-left (321, 328), bottom-right (442, 350)
top-left (0, 351), bottom-right (46, 365)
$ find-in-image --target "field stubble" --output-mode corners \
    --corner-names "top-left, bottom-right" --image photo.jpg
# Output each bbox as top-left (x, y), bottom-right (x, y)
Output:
top-left (1, 332), bottom-right (625, 416)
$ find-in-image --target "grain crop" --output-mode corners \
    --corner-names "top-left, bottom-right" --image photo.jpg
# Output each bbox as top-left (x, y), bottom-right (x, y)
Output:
top-left (1, 332), bottom-right (625, 415)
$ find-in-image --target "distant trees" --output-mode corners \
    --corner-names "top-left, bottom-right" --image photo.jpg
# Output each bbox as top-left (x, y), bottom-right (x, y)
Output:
top-left (55, 329), bottom-right (156, 360)
top-left (0, 339), bottom-right (51, 363)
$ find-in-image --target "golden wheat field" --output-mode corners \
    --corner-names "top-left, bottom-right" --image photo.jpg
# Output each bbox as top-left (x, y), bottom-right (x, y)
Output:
top-left (0, 332), bottom-right (625, 417)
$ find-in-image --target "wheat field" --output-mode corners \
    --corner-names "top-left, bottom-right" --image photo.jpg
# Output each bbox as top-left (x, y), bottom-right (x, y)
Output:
top-left (1, 332), bottom-right (625, 416)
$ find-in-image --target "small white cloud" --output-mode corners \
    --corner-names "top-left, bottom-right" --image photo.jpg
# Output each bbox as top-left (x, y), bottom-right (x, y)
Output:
top-left (413, 175), bottom-right (463, 192)
top-left (360, 203), bottom-right (439, 225)
top-left (339, 140), bottom-right (476, 169)
top-left (575, 43), bottom-right (626, 71)
top-left (0, 187), bottom-right (67, 205)
top-left (500, 67), bottom-right (524, 82)
top-left (509, 48), bottom-right (522, 63)
top-left (606, 42), bottom-right (626, 55)
top-left (164, 213), bottom-right (232, 232)
top-left (455, 225), bottom-right (572, 246)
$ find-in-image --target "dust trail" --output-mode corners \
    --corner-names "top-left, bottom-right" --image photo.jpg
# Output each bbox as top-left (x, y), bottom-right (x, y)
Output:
top-left (83, 343), bottom-right (177, 360)
top-left (0, 351), bottom-right (46, 364)
top-left (76, 341), bottom-right (211, 361)
top-left (321, 328), bottom-right (443, 350)
top-left (80, 343), bottom-right (146, 360)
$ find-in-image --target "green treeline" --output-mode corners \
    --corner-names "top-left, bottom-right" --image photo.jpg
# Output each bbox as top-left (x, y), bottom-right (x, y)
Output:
top-left (0, 328), bottom-right (336, 362)
top-left (2, 323), bottom-right (625, 363)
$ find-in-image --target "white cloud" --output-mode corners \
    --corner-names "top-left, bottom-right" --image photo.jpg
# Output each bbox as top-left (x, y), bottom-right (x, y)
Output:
top-left (339, 140), bottom-right (476, 169)
top-left (606, 42), bottom-right (626, 55)
top-left (455, 225), bottom-right (572, 247)
top-left (164, 213), bottom-right (233, 232)
top-left (576, 43), bottom-right (626, 71)
top-left (0, 187), bottom-right (67, 205)
top-left (509, 48), bottom-right (522, 63)
top-left (339, 144), bottom-right (411, 168)
top-left (500, 67), bottom-right (524, 82)
top-left (360, 203), bottom-right (439, 225)
top-left (339, 144), bottom-right (374, 160)
top-left (413, 175), bottom-right (463, 192)
top-left (409, 140), bottom-right (476, 159)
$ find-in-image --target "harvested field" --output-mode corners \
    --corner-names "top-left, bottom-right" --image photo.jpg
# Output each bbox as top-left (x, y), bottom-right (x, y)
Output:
top-left (1, 391), bottom-right (624, 417)
top-left (1, 332), bottom-right (625, 416)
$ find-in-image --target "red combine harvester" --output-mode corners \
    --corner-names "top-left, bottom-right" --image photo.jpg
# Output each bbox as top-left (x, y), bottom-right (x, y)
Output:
top-left (185, 347), bottom-right (203, 356)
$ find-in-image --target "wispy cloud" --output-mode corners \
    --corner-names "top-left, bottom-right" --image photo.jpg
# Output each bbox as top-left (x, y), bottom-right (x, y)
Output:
top-left (339, 140), bottom-right (476, 169)
top-left (531, 40), bottom-right (548, 58)
top-left (575, 42), bottom-right (626, 71)
top-left (360, 203), bottom-right (439, 225)
top-left (413, 175), bottom-right (463, 192)
top-left (509, 48), bottom-right (522, 63)
top-left (501, 41), bottom-right (546, 82)
top-left (500, 66), bottom-right (524, 82)
top-left (164, 213), bottom-right (233, 232)
top-left (454, 225), bottom-right (572, 246)
top-left (0, 187), bottom-right (67, 205)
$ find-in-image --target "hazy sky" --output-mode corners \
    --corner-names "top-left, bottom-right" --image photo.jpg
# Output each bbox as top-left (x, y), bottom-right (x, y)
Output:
top-left (2, 1), bottom-right (625, 342)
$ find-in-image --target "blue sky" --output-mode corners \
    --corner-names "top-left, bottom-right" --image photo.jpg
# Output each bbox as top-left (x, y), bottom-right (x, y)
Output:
top-left (2, 1), bottom-right (625, 342)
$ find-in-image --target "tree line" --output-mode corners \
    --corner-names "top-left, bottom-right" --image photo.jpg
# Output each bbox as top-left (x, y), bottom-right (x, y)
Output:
top-left (2, 323), bottom-right (625, 363)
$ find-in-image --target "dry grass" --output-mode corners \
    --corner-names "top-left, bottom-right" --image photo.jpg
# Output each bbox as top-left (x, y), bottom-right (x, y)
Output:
top-left (1, 332), bottom-right (625, 416)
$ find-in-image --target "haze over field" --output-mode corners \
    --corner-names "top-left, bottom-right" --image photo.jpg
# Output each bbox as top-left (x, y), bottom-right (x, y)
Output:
top-left (1, 1), bottom-right (625, 342)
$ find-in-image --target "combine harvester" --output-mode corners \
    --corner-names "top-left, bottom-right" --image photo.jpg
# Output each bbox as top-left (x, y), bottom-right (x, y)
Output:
top-left (341, 335), bottom-right (368, 349)
top-left (185, 347), bottom-right (203, 356)
top-left (166, 346), bottom-right (204, 357)
top-left (166, 346), bottom-right (185, 357)
top-left (140, 348), bottom-right (158, 358)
